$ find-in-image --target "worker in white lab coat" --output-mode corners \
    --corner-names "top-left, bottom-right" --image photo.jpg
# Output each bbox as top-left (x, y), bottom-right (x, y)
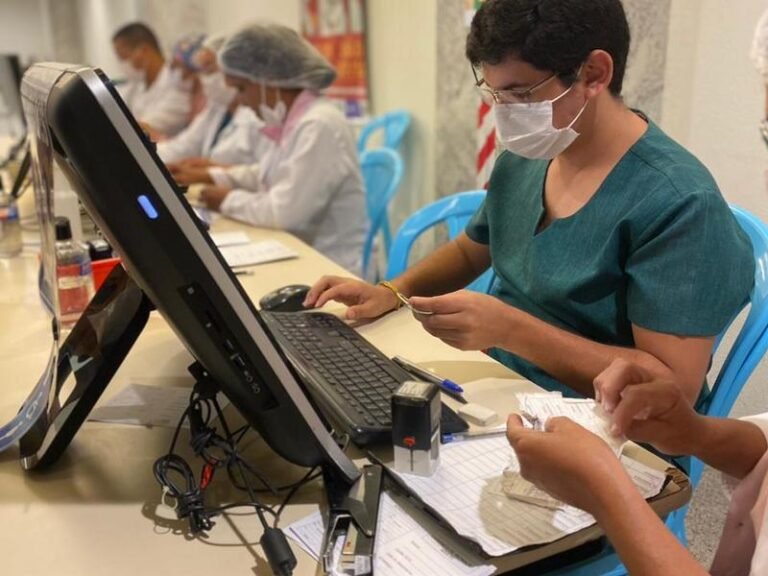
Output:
top-left (198, 22), bottom-right (366, 275)
top-left (113, 22), bottom-right (191, 137)
top-left (158, 38), bottom-right (271, 168)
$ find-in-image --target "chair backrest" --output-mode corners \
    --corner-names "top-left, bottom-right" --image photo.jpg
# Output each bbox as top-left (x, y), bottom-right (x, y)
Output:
top-left (385, 190), bottom-right (495, 293)
top-left (688, 205), bottom-right (768, 485)
top-left (357, 109), bottom-right (412, 153)
top-left (360, 148), bottom-right (404, 278)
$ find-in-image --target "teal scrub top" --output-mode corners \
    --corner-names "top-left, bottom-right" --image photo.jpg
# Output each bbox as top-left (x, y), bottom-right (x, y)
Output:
top-left (465, 120), bottom-right (755, 397)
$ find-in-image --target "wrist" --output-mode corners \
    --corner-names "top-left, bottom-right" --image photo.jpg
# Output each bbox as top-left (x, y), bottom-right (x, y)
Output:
top-left (375, 282), bottom-right (402, 312)
top-left (591, 467), bottom-right (641, 522)
top-left (497, 302), bottom-right (524, 350)
top-left (683, 413), bottom-right (711, 458)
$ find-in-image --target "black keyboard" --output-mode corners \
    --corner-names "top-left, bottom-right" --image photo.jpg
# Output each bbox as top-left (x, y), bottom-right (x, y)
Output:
top-left (261, 311), bottom-right (468, 446)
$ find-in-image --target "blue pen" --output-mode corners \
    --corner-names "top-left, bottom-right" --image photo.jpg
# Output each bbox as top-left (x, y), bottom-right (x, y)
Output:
top-left (392, 356), bottom-right (467, 403)
top-left (441, 424), bottom-right (507, 443)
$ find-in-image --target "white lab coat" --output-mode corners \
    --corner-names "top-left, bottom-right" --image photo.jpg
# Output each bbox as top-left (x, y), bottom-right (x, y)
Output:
top-left (156, 105), bottom-right (271, 166)
top-left (219, 92), bottom-right (367, 275)
top-left (119, 64), bottom-right (191, 136)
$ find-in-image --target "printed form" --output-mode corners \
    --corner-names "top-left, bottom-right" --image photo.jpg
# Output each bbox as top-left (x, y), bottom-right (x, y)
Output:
top-left (219, 239), bottom-right (298, 268)
top-left (391, 434), bottom-right (667, 556)
top-left (517, 393), bottom-right (627, 454)
top-left (285, 491), bottom-right (495, 576)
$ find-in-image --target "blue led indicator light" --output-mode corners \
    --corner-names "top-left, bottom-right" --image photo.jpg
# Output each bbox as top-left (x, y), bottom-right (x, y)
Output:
top-left (137, 195), bottom-right (159, 220)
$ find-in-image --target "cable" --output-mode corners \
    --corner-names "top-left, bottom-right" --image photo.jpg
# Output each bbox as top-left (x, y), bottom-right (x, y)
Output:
top-left (151, 383), bottom-right (322, 575)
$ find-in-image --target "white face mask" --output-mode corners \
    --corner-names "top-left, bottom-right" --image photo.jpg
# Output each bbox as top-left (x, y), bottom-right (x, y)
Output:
top-left (119, 60), bottom-right (144, 83)
top-left (200, 72), bottom-right (237, 107)
top-left (494, 84), bottom-right (587, 160)
top-left (258, 82), bottom-right (287, 130)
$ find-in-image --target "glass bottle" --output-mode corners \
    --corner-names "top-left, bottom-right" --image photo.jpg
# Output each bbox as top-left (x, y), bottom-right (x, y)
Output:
top-left (55, 216), bottom-right (94, 329)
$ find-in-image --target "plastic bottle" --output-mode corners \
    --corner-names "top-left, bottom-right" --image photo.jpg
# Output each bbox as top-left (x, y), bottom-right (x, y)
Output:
top-left (0, 191), bottom-right (22, 257)
top-left (55, 216), bottom-right (94, 328)
top-left (53, 163), bottom-right (83, 243)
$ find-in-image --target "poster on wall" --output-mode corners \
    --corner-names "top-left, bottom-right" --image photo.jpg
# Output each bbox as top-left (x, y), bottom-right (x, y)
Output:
top-left (301, 0), bottom-right (369, 118)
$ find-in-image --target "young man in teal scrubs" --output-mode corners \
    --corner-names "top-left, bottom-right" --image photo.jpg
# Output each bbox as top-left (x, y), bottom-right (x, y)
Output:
top-left (304, 0), bottom-right (754, 404)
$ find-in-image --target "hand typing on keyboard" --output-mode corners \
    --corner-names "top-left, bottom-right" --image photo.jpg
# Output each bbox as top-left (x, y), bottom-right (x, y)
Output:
top-left (303, 275), bottom-right (402, 320)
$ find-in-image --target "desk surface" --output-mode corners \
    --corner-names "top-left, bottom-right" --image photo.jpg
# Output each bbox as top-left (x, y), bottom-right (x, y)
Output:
top-left (0, 218), bottom-right (690, 575)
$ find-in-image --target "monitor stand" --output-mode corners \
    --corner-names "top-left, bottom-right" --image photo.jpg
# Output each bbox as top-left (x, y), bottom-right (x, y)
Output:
top-left (19, 264), bottom-right (152, 469)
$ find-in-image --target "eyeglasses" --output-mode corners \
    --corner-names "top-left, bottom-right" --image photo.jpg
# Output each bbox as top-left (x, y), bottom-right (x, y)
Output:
top-left (472, 66), bottom-right (559, 105)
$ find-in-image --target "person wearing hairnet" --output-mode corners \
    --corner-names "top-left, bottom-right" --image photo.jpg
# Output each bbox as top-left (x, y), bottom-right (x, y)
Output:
top-left (198, 22), bottom-right (366, 275)
top-left (113, 22), bottom-right (191, 137)
top-left (158, 36), bottom-right (272, 170)
top-left (169, 33), bottom-right (208, 124)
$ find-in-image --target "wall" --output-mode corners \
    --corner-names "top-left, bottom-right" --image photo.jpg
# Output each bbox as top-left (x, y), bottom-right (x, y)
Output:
top-left (206, 0), bottom-right (300, 34)
top-left (0, 0), bottom-right (53, 63)
top-left (663, 0), bottom-right (768, 221)
top-left (366, 0), bottom-right (438, 225)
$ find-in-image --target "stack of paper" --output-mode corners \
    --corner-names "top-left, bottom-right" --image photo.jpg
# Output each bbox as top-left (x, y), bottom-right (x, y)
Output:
top-left (285, 491), bottom-right (495, 576)
top-left (209, 231), bottom-right (252, 247)
top-left (217, 239), bottom-right (298, 268)
top-left (501, 393), bottom-right (632, 509)
top-left (390, 434), bottom-right (666, 556)
top-left (517, 392), bottom-right (627, 455)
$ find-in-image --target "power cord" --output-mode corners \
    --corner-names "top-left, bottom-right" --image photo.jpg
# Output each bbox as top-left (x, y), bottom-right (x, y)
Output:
top-left (151, 378), bottom-right (319, 576)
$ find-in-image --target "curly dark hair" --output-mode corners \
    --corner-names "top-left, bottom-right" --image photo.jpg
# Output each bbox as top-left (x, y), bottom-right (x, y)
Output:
top-left (466, 0), bottom-right (630, 95)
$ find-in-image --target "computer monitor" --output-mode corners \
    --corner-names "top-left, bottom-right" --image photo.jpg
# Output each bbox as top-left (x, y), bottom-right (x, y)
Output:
top-left (0, 54), bottom-right (24, 138)
top-left (20, 62), bottom-right (359, 484)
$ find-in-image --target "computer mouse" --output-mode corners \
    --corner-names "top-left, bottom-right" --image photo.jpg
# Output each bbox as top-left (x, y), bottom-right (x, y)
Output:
top-left (259, 284), bottom-right (312, 312)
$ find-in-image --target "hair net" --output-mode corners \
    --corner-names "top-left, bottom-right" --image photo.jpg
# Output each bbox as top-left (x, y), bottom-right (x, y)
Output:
top-left (218, 22), bottom-right (336, 90)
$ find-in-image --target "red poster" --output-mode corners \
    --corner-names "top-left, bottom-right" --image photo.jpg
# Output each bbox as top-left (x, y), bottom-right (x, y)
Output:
top-left (302, 0), bottom-right (368, 117)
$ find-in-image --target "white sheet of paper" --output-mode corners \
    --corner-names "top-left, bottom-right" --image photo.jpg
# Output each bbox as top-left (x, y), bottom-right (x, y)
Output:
top-left (219, 240), bottom-right (298, 268)
top-left (517, 393), bottom-right (627, 455)
top-left (390, 435), bottom-right (667, 556)
top-left (285, 491), bottom-right (495, 576)
top-left (88, 384), bottom-right (229, 429)
top-left (209, 231), bottom-right (251, 247)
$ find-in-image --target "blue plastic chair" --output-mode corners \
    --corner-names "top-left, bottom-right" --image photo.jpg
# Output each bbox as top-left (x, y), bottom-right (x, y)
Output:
top-left (360, 148), bottom-right (404, 279)
top-left (385, 190), bottom-right (495, 293)
top-left (546, 205), bottom-right (768, 575)
top-left (357, 109), bottom-right (412, 153)
top-left (662, 205), bottom-right (768, 549)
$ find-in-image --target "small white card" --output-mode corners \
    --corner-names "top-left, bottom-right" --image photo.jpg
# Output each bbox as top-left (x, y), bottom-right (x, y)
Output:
top-left (219, 239), bottom-right (298, 268)
top-left (209, 231), bottom-right (251, 247)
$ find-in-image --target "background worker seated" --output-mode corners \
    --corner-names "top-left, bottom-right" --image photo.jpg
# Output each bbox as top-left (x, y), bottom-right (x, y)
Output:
top-left (113, 21), bottom-right (192, 138)
top-left (159, 36), bottom-right (271, 171)
top-left (196, 22), bottom-right (367, 276)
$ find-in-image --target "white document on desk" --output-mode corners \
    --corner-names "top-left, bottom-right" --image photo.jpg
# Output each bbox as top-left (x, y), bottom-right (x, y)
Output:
top-left (285, 491), bottom-right (495, 576)
top-left (517, 393), bottom-right (627, 455)
top-left (209, 231), bottom-right (251, 247)
top-left (88, 384), bottom-right (229, 429)
top-left (219, 239), bottom-right (298, 268)
top-left (390, 435), bottom-right (666, 557)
